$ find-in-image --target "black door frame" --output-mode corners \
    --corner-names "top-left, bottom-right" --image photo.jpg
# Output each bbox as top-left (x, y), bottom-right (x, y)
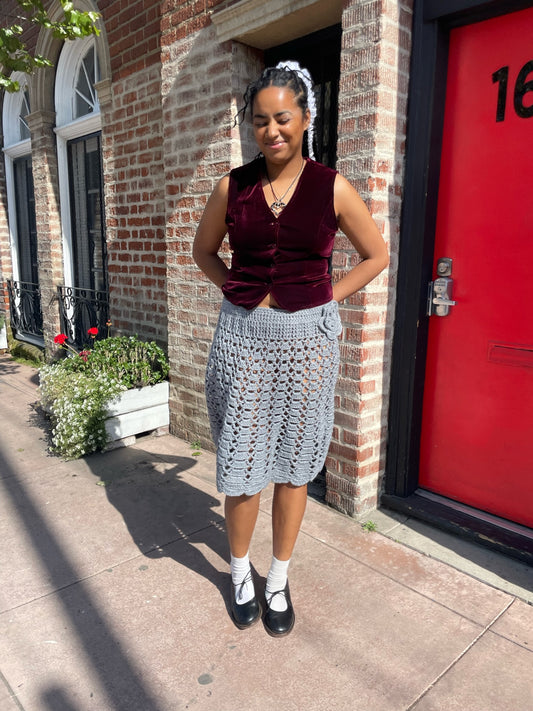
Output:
top-left (384, 0), bottom-right (533, 562)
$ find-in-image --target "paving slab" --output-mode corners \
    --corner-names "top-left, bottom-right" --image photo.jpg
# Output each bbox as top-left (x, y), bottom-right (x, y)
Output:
top-left (0, 690), bottom-right (22, 711)
top-left (301, 498), bottom-right (513, 626)
top-left (368, 512), bottom-right (533, 604)
top-left (410, 631), bottom-right (533, 710)
top-left (490, 597), bottom-right (533, 651)
top-left (0, 399), bottom-right (52, 475)
top-left (0, 504), bottom-right (488, 711)
top-left (0, 447), bottom-right (224, 613)
top-left (0, 357), bottom-right (40, 396)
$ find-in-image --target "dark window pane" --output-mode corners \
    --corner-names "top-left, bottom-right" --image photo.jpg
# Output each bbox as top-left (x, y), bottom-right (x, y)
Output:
top-left (19, 90), bottom-right (31, 141)
top-left (13, 155), bottom-right (38, 284)
top-left (75, 46), bottom-right (99, 118)
top-left (67, 133), bottom-right (107, 292)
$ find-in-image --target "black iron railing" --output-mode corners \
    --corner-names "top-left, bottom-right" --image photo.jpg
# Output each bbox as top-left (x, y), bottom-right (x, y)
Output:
top-left (57, 285), bottom-right (109, 350)
top-left (7, 279), bottom-right (44, 344)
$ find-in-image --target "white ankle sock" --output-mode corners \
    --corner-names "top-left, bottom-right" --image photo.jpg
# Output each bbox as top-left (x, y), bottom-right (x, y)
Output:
top-left (265, 556), bottom-right (290, 612)
top-left (230, 553), bottom-right (255, 605)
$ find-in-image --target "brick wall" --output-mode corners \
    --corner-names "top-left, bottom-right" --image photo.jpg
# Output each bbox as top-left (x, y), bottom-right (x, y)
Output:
top-left (161, 6), bottom-right (262, 444)
top-left (98, 0), bottom-right (162, 80)
top-left (96, 0), bottom-right (167, 344)
top-left (99, 65), bottom-right (168, 343)
top-left (0, 2), bottom-right (39, 60)
top-left (161, 0), bottom-right (413, 519)
top-left (325, 0), bottom-right (413, 516)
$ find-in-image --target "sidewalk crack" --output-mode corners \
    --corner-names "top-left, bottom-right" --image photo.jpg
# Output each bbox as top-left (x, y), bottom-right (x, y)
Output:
top-left (0, 668), bottom-right (27, 711)
top-left (404, 598), bottom-right (516, 710)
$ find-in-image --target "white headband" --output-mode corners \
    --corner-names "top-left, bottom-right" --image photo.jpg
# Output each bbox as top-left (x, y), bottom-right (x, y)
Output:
top-left (275, 60), bottom-right (316, 160)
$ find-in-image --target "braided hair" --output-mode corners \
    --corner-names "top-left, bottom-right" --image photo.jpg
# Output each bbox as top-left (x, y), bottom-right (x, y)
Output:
top-left (236, 61), bottom-right (317, 159)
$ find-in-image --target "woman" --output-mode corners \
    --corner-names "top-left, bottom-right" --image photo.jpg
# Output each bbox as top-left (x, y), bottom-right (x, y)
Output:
top-left (193, 62), bottom-right (388, 637)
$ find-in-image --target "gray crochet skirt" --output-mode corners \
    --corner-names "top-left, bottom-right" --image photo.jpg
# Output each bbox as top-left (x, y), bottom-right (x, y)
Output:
top-left (205, 298), bottom-right (342, 496)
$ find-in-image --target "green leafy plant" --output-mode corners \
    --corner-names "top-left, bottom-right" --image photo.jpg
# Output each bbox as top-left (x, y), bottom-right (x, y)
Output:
top-left (56, 334), bottom-right (170, 388)
top-left (39, 329), bottom-right (169, 459)
top-left (1, 0), bottom-right (100, 92)
top-left (362, 520), bottom-right (378, 532)
top-left (191, 438), bottom-right (202, 457)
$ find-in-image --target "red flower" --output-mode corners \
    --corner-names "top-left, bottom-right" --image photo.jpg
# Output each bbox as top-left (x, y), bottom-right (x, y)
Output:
top-left (79, 350), bottom-right (90, 362)
top-left (87, 327), bottom-right (98, 337)
top-left (54, 334), bottom-right (68, 345)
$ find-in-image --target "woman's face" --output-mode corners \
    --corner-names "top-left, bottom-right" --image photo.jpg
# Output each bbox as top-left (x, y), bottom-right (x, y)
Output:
top-left (252, 86), bottom-right (310, 164)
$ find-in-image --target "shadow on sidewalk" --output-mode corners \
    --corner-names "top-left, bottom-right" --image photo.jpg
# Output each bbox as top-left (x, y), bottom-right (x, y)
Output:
top-left (0, 435), bottom-right (232, 710)
top-left (0, 355), bottom-right (40, 386)
top-left (0, 445), bottom-right (169, 711)
top-left (85, 443), bottom-right (232, 606)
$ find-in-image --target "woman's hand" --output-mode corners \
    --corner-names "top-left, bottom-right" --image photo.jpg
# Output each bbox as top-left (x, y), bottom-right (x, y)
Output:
top-left (192, 176), bottom-right (230, 288)
top-left (332, 174), bottom-right (389, 303)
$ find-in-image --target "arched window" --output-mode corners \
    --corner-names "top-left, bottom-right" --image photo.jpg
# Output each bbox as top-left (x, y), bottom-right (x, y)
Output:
top-left (18, 89), bottom-right (31, 141)
top-left (3, 74), bottom-right (43, 345)
top-left (55, 36), bottom-right (101, 126)
top-left (3, 79), bottom-right (32, 147)
top-left (74, 44), bottom-right (99, 118)
top-left (55, 37), bottom-right (108, 348)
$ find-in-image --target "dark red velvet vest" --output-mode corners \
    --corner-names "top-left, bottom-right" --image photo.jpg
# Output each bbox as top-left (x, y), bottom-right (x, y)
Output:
top-left (222, 157), bottom-right (338, 311)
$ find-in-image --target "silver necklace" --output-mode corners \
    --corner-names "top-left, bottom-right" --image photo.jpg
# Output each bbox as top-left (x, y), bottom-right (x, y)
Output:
top-left (266, 160), bottom-right (305, 216)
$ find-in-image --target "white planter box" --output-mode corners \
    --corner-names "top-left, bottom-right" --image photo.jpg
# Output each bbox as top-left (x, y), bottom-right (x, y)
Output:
top-left (105, 381), bottom-right (170, 442)
top-left (0, 325), bottom-right (7, 349)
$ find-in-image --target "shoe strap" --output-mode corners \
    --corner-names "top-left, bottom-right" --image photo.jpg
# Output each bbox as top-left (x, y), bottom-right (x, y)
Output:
top-left (235, 569), bottom-right (253, 602)
top-left (266, 587), bottom-right (288, 605)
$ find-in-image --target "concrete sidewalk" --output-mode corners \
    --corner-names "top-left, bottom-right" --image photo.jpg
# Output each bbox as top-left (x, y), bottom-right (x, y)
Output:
top-left (0, 353), bottom-right (531, 711)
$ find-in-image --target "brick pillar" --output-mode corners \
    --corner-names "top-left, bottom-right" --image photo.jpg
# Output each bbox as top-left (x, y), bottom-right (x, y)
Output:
top-left (162, 15), bottom-right (262, 446)
top-left (325, 0), bottom-right (413, 517)
top-left (98, 66), bottom-right (168, 342)
top-left (26, 110), bottom-right (64, 356)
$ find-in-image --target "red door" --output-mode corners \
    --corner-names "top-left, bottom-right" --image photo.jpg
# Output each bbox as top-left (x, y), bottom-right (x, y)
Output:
top-left (419, 7), bottom-right (533, 528)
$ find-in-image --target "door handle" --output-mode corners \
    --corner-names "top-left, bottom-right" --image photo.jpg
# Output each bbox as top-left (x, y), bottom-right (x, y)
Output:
top-left (427, 258), bottom-right (457, 317)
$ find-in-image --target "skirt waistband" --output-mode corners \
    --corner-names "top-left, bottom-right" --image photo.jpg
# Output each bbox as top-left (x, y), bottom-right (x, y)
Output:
top-left (218, 297), bottom-right (342, 341)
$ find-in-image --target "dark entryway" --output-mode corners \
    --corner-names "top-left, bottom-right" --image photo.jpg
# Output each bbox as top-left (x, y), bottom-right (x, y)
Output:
top-left (265, 24), bottom-right (342, 169)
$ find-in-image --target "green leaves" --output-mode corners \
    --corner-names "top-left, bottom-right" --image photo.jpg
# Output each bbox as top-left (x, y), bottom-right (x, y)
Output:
top-left (1, 0), bottom-right (100, 93)
top-left (87, 336), bottom-right (170, 389)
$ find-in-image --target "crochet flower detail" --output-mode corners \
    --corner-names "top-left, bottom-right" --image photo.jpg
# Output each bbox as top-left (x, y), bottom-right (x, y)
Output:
top-left (318, 302), bottom-right (342, 340)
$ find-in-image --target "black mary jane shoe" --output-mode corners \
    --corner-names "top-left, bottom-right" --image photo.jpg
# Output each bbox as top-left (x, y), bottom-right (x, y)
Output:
top-left (264, 583), bottom-right (295, 637)
top-left (230, 572), bottom-right (261, 630)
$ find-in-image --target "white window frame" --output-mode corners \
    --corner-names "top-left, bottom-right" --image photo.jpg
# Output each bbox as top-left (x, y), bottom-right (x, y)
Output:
top-left (2, 72), bottom-right (33, 284)
top-left (55, 36), bottom-right (101, 290)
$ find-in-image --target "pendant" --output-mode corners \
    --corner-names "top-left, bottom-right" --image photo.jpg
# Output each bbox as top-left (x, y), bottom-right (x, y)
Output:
top-left (270, 200), bottom-right (286, 215)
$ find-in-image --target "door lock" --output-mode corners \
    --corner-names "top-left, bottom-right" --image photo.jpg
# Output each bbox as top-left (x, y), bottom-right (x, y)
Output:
top-left (427, 258), bottom-right (456, 317)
